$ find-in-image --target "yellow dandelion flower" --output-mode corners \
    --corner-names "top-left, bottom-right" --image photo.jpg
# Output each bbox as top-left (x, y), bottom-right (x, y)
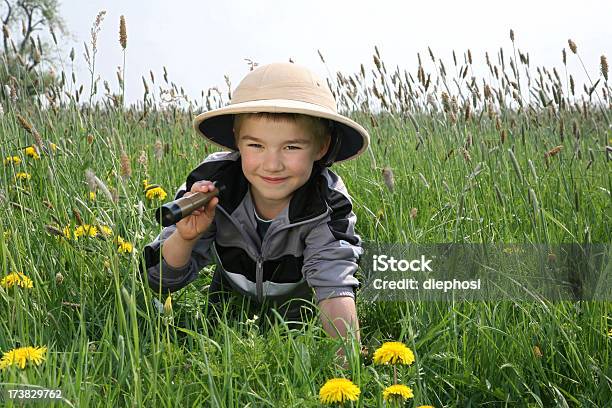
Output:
top-left (1, 272), bottom-right (21, 288)
top-left (373, 342), bottom-right (415, 365)
top-left (74, 224), bottom-right (98, 239)
top-left (319, 378), bottom-right (360, 405)
top-left (608, 328), bottom-right (612, 338)
top-left (143, 179), bottom-right (149, 189)
top-left (383, 384), bottom-right (414, 401)
top-left (145, 186), bottom-right (167, 201)
top-left (62, 225), bottom-right (72, 240)
top-left (15, 172), bottom-right (31, 181)
top-left (17, 274), bottom-right (33, 289)
top-left (416, 406), bottom-right (435, 408)
top-left (4, 156), bottom-right (21, 165)
top-left (50, 143), bottom-right (57, 152)
top-left (89, 191), bottom-right (96, 200)
top-left (0, 346), bottom-right (47, 370)
top-left (115, 236), bottom-right (125, 245)
top-left (0, 272), bottom-right (33, 289)
top-left (24, 146), bottom-right (40, 159)
top-left (118, 240), bottom-right (133, 254)
top-left (100, 225), bottom-right (113, 236)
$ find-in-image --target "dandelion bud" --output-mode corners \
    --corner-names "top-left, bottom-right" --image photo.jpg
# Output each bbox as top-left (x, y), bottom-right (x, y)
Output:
top-left (533, 345), bottom-right (543, 358)
top-left (382, 166), bottom-right (394, 192)
top-left (163, 295), bottom-right (173, 315)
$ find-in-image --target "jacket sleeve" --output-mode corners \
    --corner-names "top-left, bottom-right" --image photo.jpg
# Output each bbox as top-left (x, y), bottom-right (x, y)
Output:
top-left (139, 183), bottom-right (217, 294)
top-left (301, 186), bottom-right (363, 303)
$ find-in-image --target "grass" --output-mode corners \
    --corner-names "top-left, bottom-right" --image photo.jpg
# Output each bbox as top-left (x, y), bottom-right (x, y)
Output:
top-left (0, 20), bottom-right (611, 407)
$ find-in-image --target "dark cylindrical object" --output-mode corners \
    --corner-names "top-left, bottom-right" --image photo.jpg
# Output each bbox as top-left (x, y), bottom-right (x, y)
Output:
top-left (155, 182), bottom-right (224, 227)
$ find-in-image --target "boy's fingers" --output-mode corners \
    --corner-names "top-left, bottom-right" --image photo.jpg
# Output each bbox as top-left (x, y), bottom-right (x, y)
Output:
top-left (191, 180), bottom-right (215, 193)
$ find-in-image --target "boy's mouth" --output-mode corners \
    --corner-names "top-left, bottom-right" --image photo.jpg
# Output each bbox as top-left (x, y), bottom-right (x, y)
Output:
top-left (261, 176), bottom-right (288, 184)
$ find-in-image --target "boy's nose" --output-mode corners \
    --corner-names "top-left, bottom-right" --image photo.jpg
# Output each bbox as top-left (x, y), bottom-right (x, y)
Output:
top-left (262, 151), bottom-right (284, 172)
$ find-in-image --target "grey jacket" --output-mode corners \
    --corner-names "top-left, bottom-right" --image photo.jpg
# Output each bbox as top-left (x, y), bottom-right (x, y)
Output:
top-left (141, 151), bottom-right (362, 304)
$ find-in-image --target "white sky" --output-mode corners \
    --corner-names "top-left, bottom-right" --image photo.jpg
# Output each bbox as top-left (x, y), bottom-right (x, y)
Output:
top-left (56, 0), bottom-right (612, 106)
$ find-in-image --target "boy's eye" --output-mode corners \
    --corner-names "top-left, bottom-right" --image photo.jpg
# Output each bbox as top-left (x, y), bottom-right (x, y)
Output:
top-left (247, 143), bottom-right (263, 148)
top-left (285, 145), bottom-right (301, 150)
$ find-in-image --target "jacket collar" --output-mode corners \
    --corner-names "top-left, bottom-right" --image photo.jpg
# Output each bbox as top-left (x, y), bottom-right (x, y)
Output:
top-left (186, 153), bottom-right (328, 224)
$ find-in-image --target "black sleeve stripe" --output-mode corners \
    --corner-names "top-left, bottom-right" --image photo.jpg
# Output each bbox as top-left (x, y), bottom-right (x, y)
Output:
top-left (326, 188), bottom-right (359, 245)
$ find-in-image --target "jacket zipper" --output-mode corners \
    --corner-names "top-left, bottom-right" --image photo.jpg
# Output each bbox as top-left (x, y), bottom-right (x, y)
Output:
top-left (255, 256), bottom-right (263, 303)
top-left (256, 207), bottom-right (331, 301)
top-left (219, 203), bottom-right (331, 302)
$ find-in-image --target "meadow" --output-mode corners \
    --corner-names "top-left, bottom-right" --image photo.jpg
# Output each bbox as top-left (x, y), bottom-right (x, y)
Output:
top-left (0, 18), bottom-right (611, 407)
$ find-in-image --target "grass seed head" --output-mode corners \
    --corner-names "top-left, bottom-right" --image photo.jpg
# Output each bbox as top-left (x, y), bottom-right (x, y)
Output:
top-left (119, 15), bottom-right (127, 49)
top-left (544, 145), bottom-right (563, 159)
top-left (154, 140), bottom-right (163, 161)
top-left (120, 151), bottom-right (131, 179)
top-left (410, 207), bottom-right (418, 219)
top-left (601, 55), bottom-right (608, 81)
top-left (382, 166), bottom-right (395, 192)
top-left (568, 39), bottom-right (577, 54)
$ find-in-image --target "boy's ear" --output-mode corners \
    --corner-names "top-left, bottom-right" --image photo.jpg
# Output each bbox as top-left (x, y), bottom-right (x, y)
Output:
top-left (315, 134), bottom-right (332, 160)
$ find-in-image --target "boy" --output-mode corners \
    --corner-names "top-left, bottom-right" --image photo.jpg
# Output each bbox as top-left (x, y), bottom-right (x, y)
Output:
top-left (141, 62), bottom-right (370, 343)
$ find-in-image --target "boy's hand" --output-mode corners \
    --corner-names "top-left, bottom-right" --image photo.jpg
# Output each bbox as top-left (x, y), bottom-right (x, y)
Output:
top-left (175, 180), bottom-right (219, 242)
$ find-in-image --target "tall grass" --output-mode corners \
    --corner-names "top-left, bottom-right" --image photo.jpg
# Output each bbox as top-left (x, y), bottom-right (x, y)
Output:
top-left (0, 19), bottom-right (610, 407)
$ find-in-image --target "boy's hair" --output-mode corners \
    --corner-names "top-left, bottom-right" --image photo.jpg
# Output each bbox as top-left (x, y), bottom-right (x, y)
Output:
top-left (233, 113), bottom-right (331, 149)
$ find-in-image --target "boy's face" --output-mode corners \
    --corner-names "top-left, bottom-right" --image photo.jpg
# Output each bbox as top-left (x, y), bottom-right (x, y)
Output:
top-left (235, 116), bottom-right (330, 215)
